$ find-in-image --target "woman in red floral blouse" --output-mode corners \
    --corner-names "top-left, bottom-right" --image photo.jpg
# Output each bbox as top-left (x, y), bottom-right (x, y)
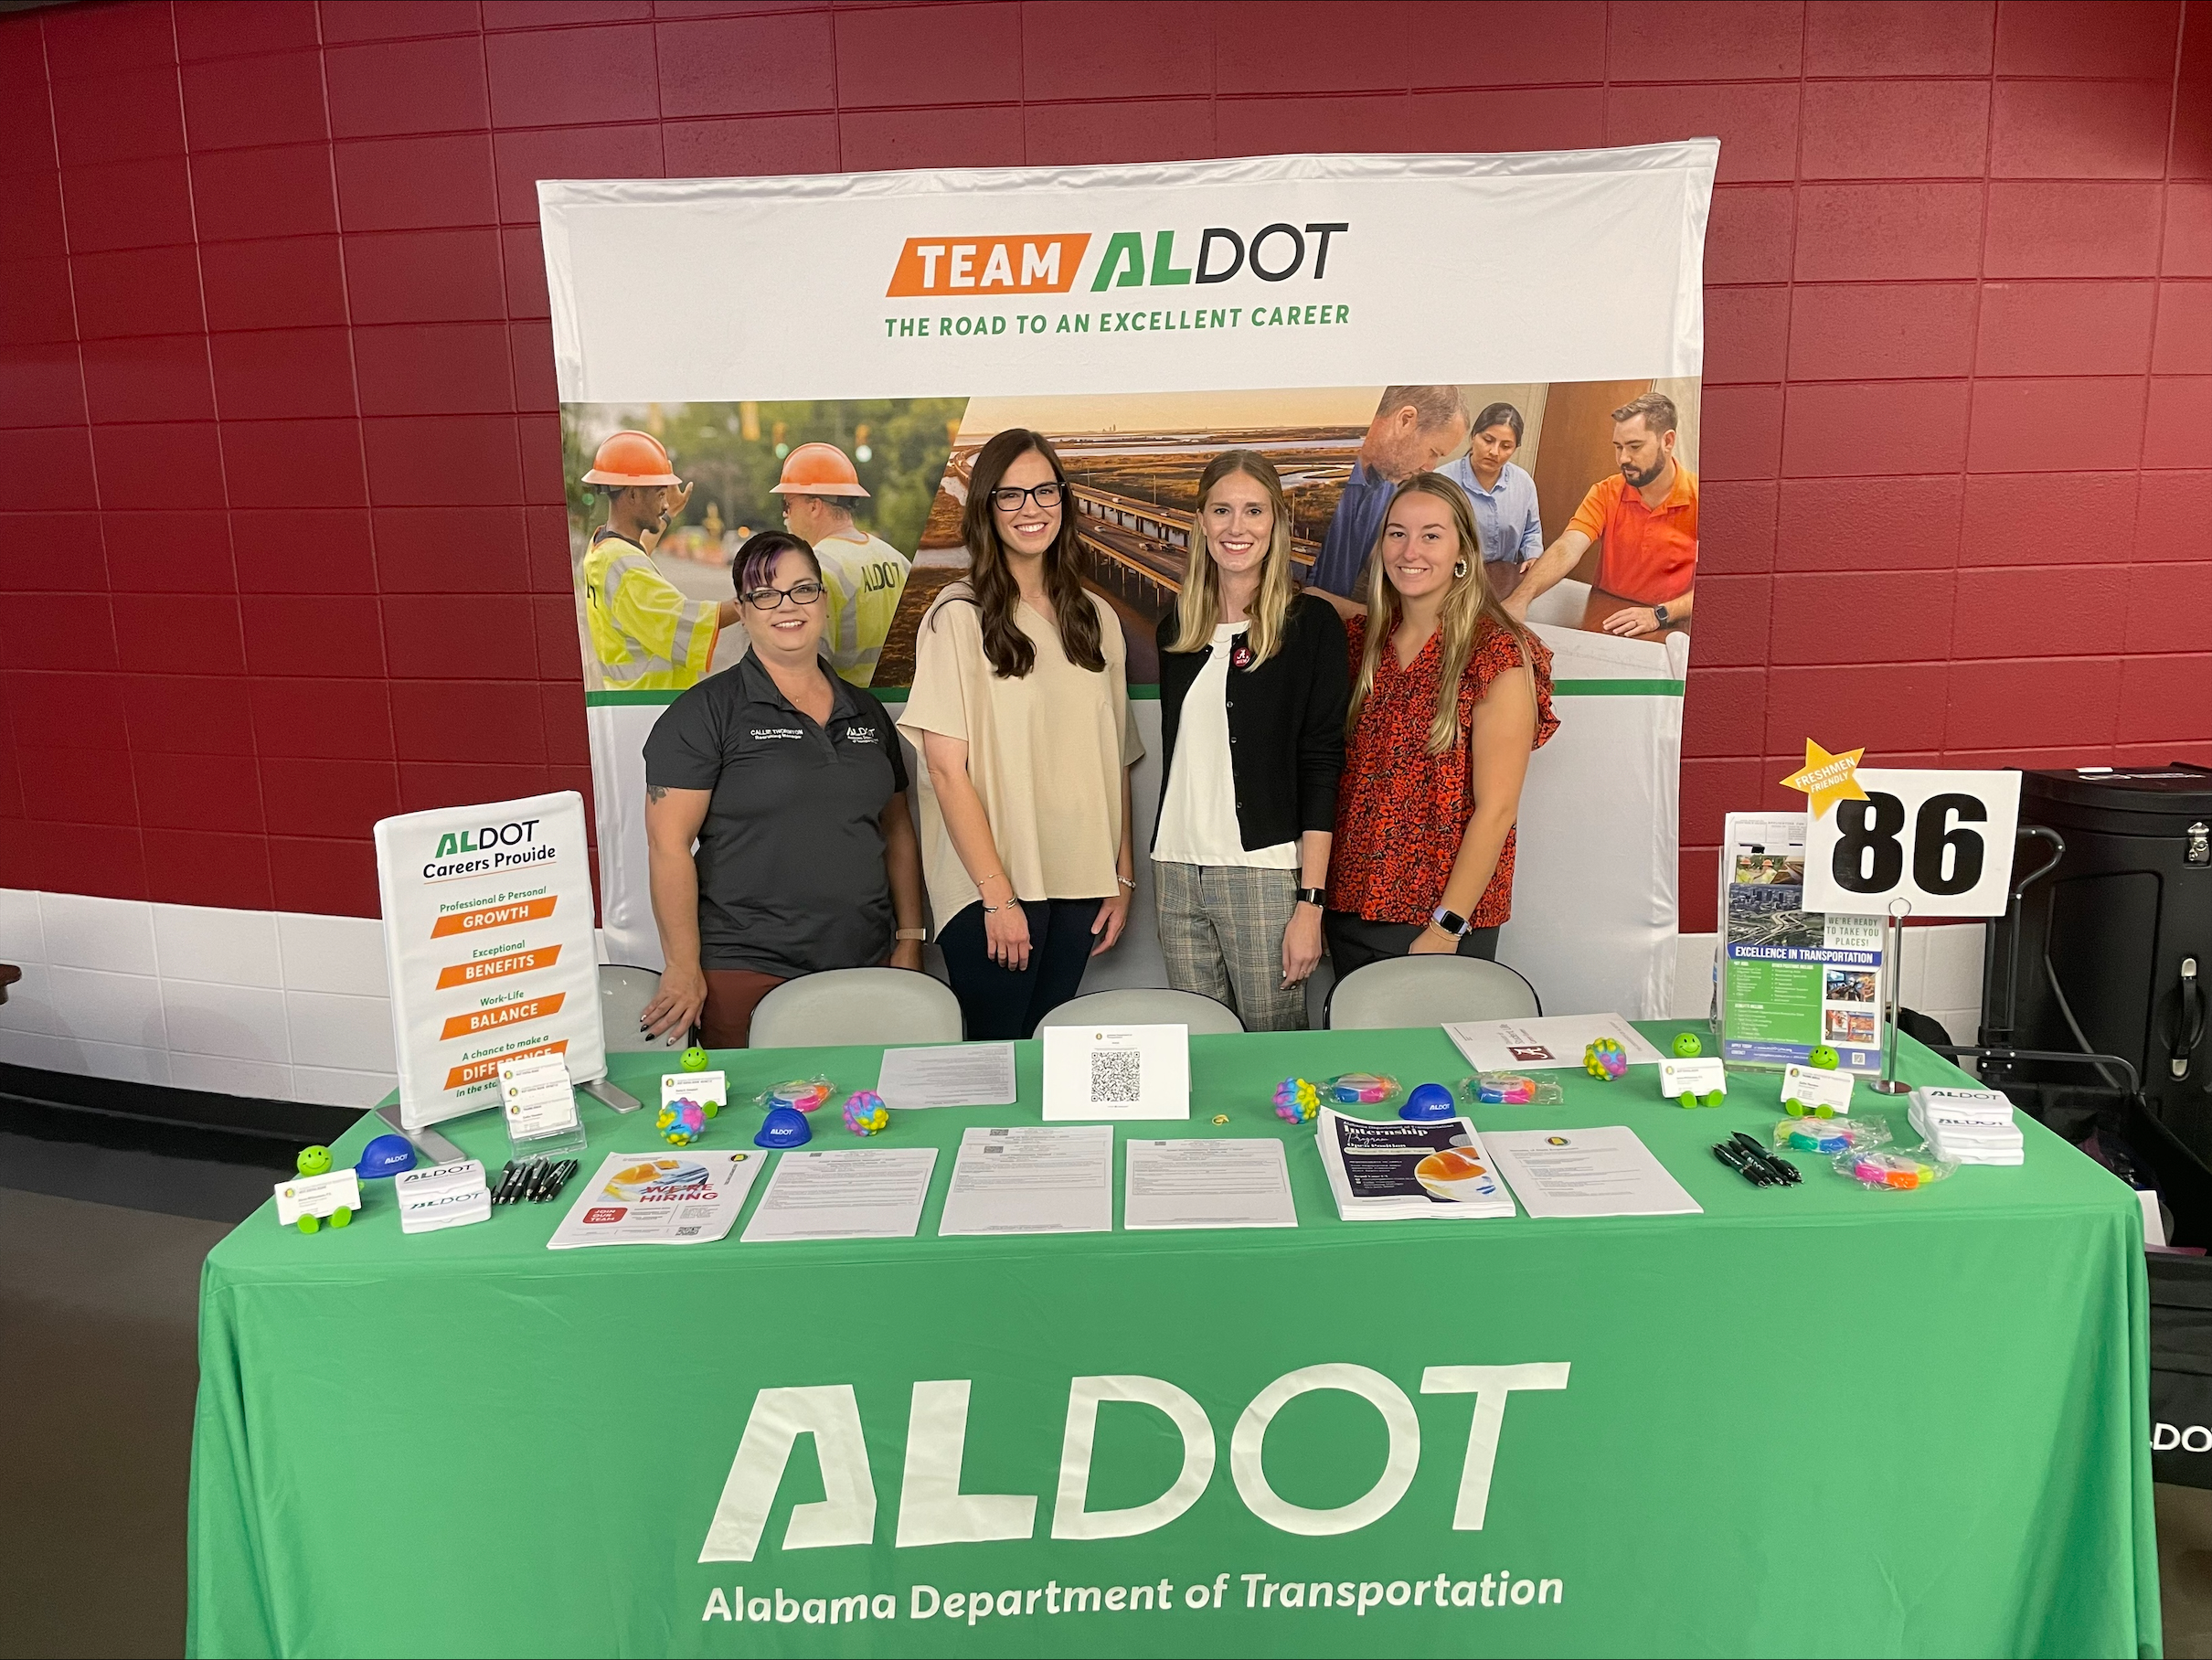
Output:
top-left (1313, 472), bottom-right (1558, 975)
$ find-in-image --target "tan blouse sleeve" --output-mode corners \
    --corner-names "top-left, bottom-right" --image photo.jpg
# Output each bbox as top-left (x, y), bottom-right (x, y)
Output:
top-left (895, 590), bottom-right (974, 745)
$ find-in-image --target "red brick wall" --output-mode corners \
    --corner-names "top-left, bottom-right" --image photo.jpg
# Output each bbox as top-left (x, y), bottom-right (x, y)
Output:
top-left (0, 0), bottom-right (2205, 930)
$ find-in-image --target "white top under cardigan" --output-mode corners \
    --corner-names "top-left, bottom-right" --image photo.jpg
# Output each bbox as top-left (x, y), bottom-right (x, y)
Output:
top-left (1151, 623), bottom-right (1299, 869)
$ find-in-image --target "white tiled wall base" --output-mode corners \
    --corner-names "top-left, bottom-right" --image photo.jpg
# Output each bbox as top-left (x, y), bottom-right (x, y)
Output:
top-left (0, 886), bottom-right (1993, 1112)
top-left (0, 887), bottom-right (396, 1110)
top-left (1667, 926), bottom-right (1988, 1046)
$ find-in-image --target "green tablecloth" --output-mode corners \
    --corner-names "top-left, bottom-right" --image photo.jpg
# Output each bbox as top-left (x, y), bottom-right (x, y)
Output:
top-left (187, 1024), bottom-right (2159, 1658)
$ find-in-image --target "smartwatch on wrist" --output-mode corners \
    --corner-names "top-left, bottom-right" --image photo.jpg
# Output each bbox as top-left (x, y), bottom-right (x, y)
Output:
top-left (1296, 888), bottom-right (1326, 909)
top-left (1430, 906), bottom-right (1470, 938)
top-left (1652, 603), bottom-right (1671, 627)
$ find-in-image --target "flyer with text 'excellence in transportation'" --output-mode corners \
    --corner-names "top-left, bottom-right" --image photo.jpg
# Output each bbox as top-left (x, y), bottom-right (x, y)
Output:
top-left (1719, 812), bottom-right (1886, 1075)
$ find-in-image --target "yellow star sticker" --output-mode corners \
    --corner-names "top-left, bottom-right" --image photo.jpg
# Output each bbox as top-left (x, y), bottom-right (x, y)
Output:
top-left (1780, 740), bottom-right (1868, 821)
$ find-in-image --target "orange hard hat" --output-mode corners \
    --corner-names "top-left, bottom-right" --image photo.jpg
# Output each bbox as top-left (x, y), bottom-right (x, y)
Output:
top-left (581, 430), bottom-right (680, 488)
top-left (769, 442), bottom-right (869, 497)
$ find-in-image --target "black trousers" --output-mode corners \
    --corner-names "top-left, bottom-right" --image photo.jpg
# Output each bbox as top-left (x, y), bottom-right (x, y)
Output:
top-left (938, 898), bottom-right (1104, 1040)
top-left (1323, 909), bottom-right (1500, 978)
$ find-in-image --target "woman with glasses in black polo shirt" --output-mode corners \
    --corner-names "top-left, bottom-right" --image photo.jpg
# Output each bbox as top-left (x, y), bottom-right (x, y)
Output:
top-left (639, 531), bottom-right (927, 1048)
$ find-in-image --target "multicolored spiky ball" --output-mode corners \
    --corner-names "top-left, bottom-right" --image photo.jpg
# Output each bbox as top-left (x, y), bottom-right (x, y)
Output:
top-left (1274, 1078), bottom-right (1320, 1124)
top-left (843, 1091), bottom-right (889, 1136)
top-left (1583, 1038), bottom-right (1628, 1080)
top-left (657, 1097), bottom-right (707, 1146)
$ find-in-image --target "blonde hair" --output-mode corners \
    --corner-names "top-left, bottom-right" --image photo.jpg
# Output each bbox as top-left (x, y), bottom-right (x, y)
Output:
top-left (1169, 449), bottom-right (1297, 667)
top-left (1345, 473), bottom-right (1533, 756)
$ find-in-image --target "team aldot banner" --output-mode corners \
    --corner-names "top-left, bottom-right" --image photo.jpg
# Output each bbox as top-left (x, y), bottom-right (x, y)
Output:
top-left (538, 145), bottom-right (1717, 1015)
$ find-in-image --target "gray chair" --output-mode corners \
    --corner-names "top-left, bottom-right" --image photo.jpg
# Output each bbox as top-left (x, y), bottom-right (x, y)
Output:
top-left (1035, 987), bottom-right (1246, 1037)
top-left (749, 967), bottom-right (963, 1049)
top-left (1326, 956), bottom-right (1542, 1030)
top-left (599, 964), bottom-right (674, 1052)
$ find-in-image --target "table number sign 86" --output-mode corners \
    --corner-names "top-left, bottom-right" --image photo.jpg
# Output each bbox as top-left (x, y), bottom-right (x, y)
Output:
top-left (1803, 769), bottom-right (2023, 920)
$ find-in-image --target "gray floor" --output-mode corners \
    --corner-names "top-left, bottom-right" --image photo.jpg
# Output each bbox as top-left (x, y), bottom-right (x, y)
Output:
top-left (2, 1175), bottom-right (2209, 1658)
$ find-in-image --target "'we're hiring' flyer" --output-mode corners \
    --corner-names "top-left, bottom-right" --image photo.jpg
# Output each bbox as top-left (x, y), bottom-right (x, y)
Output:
top-left (1718, 813), bottom-right (1885, 1075)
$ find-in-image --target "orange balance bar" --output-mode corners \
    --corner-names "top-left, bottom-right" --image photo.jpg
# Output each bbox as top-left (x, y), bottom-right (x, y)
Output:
top-left (430, 895), bottom-right (557, 939)
top-left (434, 943), bottom-right (560, 990)
top-left (438, 992), bottom-right (565, 1042)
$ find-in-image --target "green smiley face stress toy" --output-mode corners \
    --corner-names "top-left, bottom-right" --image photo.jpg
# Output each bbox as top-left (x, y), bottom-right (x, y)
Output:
top-left (680, 1045), bottom-right (710, 1073)
top-left (296, 1145), bottom-right (333, 1176)
top-left (1672, 1032), bottom-right (1703, 1058)
top-left (1808, 1045), bottom-right (1841, 1070)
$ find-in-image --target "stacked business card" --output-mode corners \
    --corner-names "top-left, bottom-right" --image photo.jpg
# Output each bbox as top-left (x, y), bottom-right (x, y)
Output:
top-left (396, 1158), bottom-right (492, 1233)
top-left (1909, 1087), bottom-right (2024, 1166)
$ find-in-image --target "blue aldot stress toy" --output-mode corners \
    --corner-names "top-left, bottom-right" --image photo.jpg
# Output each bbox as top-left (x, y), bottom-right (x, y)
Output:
top-left (657, 1097), bottom-right (707, 1146)
top-left (1583, 1038), bottom-right (1628, 1081)
top-left (1401, 1082), bottom-right (1457, 1122)
top-left (1274, 1078), bottom-right (1320, 1124)
top-left (843, 1091), bottom-right (889, 1136)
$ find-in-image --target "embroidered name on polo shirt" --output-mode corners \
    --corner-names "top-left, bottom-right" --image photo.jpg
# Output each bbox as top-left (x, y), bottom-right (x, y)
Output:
top-left (750, 728), bottom-right (805, 741)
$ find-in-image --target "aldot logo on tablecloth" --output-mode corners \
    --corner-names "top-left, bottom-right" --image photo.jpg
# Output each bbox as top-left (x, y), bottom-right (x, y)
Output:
top-left (698, 1361), bottom-right (1570, 1563)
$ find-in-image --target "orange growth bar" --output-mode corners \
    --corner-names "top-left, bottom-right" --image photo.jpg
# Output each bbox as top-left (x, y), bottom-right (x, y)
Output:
top-left (430, 896), bottom-right (557, 938)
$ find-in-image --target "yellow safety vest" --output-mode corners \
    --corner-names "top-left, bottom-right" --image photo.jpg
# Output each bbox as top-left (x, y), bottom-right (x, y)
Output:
top-left (813, 529), bottom-right (912, 687)
top-left (581, 531), bottom-right (719, 692)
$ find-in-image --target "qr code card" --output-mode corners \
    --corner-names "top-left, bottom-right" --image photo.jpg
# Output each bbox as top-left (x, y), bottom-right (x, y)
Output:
top-left (1041, 1024), bottom-right (1190, 1122)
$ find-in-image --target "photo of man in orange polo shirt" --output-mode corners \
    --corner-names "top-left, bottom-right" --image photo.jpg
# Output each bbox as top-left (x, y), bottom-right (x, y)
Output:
top-left (1502, 389), bottom-right (1696, 640)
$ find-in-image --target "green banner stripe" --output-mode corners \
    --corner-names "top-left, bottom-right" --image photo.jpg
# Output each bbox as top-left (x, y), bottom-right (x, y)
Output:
top-left (592, 679), bottom-right (1673, 707)
top-left (1551, 678), bottom-right (1685, 697)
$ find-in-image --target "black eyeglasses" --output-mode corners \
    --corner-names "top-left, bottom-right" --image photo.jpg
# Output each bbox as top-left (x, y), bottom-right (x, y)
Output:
top-left (989, 482), bottom-right (1065, 511)
top-left (742, 580), bottom-right (826, 610)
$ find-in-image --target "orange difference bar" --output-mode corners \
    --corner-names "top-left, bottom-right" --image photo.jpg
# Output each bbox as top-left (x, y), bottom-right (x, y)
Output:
top-left (441, 1038), bottom-right (569, 1092)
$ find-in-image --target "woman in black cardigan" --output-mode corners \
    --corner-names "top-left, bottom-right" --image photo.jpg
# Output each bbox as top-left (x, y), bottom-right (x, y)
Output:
top-left (1152, 450), bottom-right (1349, 1030)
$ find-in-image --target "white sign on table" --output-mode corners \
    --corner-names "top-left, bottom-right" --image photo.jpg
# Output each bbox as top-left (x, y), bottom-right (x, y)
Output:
top-left (374, 791), bottom-right (605, 1131)
top-left (1041, 1025), bottom-right (1189, 1123)
top-left (1803, 769), bottom-right (2022, 919)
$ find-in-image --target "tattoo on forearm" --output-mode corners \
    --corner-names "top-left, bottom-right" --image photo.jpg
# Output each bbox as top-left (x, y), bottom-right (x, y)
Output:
top-left (646, 785), bottom-right (667, 803)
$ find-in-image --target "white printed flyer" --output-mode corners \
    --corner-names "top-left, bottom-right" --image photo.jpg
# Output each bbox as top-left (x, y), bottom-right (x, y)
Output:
top-left (374, 791), bottom-right (607, 1130)
top-left (548, 1152), bottom-right (763, 1250)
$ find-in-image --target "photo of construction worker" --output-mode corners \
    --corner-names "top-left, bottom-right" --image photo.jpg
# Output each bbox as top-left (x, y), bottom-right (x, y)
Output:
top-left (580, 430), bottom-right (738, 693)
top-left (770, 443), bottom-right (912, 687)
top-left (562, 399), bottom-right (963, 695)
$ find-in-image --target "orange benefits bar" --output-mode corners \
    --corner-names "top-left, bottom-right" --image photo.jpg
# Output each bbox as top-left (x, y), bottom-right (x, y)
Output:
top-left (429, 896), bottom-right (557, 939)
top-left (434, 943), bottom-right (560, 991)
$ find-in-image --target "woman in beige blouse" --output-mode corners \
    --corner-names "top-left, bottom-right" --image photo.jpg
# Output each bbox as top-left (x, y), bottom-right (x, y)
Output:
top-left (897, 429), bottom-right (1143, 1038)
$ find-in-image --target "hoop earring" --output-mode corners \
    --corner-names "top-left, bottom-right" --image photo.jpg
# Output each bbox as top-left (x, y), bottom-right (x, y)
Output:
top-left (1452, 559), bottom-right (1469, 580)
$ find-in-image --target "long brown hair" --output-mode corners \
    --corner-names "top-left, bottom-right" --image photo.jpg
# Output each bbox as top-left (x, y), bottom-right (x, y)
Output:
top-left (1169, 449), bottom-right (1296, 666)
top-left (952, 428), bottom-right (1105, 677)
top-left (1345, 473), bottom-right (1534, 755)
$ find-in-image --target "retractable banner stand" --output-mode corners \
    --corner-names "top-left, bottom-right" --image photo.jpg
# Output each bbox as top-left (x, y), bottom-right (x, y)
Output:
top-left (540, 145), bottom-right (1716, 1016)
top-left (374, 791), bottom-right (606, 1130)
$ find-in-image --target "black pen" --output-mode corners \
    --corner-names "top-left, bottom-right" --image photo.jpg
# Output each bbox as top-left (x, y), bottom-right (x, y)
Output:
top-left (492, 1162), bottom-right (524, 1205)
top-left (537, 1159), bottom-right (578, 1201)
top-left (507, 1158), bottom-right (545, 1205)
